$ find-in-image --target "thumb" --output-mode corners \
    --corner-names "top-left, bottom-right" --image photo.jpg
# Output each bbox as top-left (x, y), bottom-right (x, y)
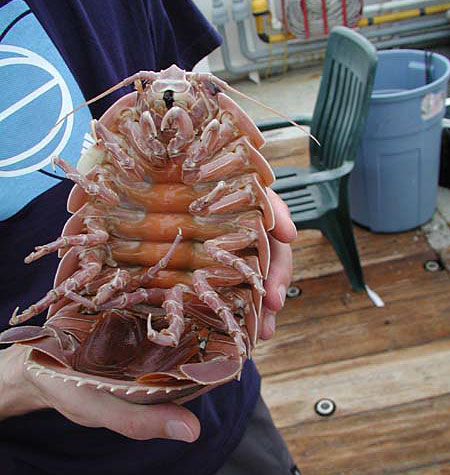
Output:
top-left (85, 394), bottom-right (201, 442)
top-left (27, 365), bottom-right (201, 442)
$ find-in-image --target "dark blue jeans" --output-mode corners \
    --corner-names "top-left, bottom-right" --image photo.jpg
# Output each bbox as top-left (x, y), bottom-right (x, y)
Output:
top-left (216, 396), bottom-right (300, 475)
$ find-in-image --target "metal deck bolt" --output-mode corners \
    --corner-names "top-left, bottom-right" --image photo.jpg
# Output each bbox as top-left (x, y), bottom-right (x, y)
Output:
top-left (424, 260), bottom-right (441, 272)
top-left (287, 286), bottom-right (301, 298)
top-left (315, 398), bottom-right (336, 417)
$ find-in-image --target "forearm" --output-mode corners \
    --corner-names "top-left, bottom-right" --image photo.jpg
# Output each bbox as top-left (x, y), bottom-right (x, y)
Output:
top-left (0, 345), bottom-right (47, 420)
top-left (0, 344), bottom-right (199, 441)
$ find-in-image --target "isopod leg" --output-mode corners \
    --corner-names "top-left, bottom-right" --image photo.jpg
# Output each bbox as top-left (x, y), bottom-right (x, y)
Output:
top-left (192, 268), bottom-right (246, 355)
top-left (203, 233), bottom-right (265, 296)
top-left (189, 174), bottom-right (259, 215)
top-left (147, 284), bottom-right (192, 347)
top-left (10, 247), bottom-right (105, 325)
top-left (93, 269), bottom-right (132, 305)
top-left (192, 146), bottom-right (248, 184)
top-left (25, 218), bottom-right (109, 264)
top-left (139, 229), bottom-right (183, 286)
top-left (94, 229), bottom-right (183, 306)
top-left (96, 288), bottom-right (165, 311)
top-left (161, 106), bottom-right (194, 157)
top-left (182, 114), bottom-right (238, 184)
top-left (116, 114), bottom-right (167, 168)
top-left (188, 181), bottom-right (227, 215)
top-left (52, 156), bottom-right (120, 206)
top-left (94, 120), bottom-right (145, 181)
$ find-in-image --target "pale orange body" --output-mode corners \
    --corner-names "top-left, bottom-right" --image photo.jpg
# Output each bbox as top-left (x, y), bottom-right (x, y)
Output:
top-left (0, 66), bottom-right (274, 403)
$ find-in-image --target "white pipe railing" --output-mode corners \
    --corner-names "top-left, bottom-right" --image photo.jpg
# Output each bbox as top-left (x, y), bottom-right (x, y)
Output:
top-left (363, 0), bottom-right (446, 15)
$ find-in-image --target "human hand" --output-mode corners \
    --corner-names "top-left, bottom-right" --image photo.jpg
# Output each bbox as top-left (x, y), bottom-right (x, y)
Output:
top-left (0, 344), bottom-right (200, 442)
top-left (260, 188), bottom-right (297, 340)
top-left (0, 190), bottom-right (295, 439)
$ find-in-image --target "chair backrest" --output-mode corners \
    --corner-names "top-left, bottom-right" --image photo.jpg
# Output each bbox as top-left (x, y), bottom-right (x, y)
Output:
top-left (310, 27), bottom-right (377, 170)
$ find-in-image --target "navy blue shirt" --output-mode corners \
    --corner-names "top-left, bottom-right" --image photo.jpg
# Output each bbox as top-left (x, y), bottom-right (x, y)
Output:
top-left (0, 1), bottom-right (261, 474)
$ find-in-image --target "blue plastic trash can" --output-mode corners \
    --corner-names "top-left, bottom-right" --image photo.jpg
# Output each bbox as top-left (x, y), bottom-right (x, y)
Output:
top-left (349, 49), bottom-right (450, 232)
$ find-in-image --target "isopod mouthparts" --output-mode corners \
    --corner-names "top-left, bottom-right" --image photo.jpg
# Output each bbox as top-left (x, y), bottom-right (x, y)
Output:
top-left (1, 65), bottom-right (275, 404)
top-left (163, 90), bottom-right (174, 109)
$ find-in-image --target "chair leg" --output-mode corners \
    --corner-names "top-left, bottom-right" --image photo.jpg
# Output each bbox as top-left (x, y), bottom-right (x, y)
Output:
top-left (320, 204), bottom-right (366, 292)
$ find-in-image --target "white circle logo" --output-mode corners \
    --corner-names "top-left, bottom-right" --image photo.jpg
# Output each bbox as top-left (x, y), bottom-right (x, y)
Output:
top-left (0, 45), bottom-right (74, 177)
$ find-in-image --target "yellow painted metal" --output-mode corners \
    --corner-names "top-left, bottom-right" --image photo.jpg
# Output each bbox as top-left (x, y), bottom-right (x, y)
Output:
top-left (253, 2), bottom-right (295, 42)
top-left (252, 0), bottom-right (270, 15)
top-left (357, 3), bottom-right (450, 27)
top-left (269, 32), bottom-right (297, 42)
top-left (255, 15), bottom-right (265, 33)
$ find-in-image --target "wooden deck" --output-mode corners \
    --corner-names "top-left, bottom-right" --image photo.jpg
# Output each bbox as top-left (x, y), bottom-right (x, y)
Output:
top-left (253, 129), bottom-right (450, 474)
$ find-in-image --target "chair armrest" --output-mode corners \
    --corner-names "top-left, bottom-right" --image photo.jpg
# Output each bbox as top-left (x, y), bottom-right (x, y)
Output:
top-left (271, 162), bottom-right (354, 192)
top-left (257, 114), bottom-right (313, 132)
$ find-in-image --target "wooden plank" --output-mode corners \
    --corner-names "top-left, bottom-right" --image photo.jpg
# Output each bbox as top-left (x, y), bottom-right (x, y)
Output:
top-left (290, 226), bottom-right (431, 282)
top-left (254, 290), bottom-right (450, 377)
top-left (401, 463), bottom-right (450, 474)
top-left (261, 128), bottom-right (310, 168)
top-left (282, 394), bottom-right (450, 475)
top-left (260, 339), bottom-right (450, 428)
top-left (255, 251), bottom-right (450, 376)
top-left (277, 251), bottom-right (449, 326)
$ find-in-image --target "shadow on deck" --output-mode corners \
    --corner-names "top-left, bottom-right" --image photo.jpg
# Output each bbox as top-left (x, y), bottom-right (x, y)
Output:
top-left (253, 129), bottom-right (450, 474)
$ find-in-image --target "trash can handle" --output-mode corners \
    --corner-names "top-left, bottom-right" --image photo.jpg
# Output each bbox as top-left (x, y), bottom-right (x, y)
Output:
top-left (425, 51), bottom-right (433, 85)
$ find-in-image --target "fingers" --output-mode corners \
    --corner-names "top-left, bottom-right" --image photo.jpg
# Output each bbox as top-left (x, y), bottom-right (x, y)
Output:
top-left (260, 234), bottom-right (293, 340)
top-left (266, 188), bottom-right (297, 244)
top-left (263, 234), bottom-right (293, 312)
top-left (259, 307), bottom-right (276, 341)
top-left (259, 188), bottom-right (296, 340)
top-left (27, 368), bottom-right (200, 442)
top-left (76, 391), bottom-right (200, 442)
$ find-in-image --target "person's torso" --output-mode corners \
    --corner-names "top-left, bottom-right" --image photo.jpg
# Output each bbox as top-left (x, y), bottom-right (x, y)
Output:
top-left (0, 2), bottom-right (260, 474)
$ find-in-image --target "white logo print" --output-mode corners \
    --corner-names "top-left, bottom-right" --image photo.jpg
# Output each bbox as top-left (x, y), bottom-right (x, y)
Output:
top-left (0, 44), bottom-right (74, 177)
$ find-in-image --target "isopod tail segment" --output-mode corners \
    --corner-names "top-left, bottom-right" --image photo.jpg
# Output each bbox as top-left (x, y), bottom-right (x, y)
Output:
top-left (176, 331), bottom-right (243, 386)
top-left (0, 310), bottom-right (243, 400)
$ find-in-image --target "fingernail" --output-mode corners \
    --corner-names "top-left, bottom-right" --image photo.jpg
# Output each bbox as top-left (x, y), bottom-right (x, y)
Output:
top-left (268, 311), bottom-right (276, 333)
top-left (278, 284), bottom-right (287, 307)
top-left (263, 309), bottom-right (276, 336)
top-left (290, 220), bottom-right (298, 238)
top-left (166, 420), bottom-right (195, 442)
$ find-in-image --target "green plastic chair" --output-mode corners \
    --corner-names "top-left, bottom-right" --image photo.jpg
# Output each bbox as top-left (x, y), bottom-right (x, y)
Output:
top-left (258, 27), bottom-right (378, 292)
